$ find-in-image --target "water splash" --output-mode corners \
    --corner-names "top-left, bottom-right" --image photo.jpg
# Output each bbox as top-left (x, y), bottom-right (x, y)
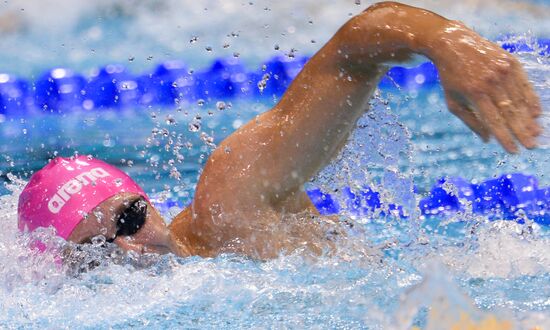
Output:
top-left (2, 173), bottom-right (550, 328)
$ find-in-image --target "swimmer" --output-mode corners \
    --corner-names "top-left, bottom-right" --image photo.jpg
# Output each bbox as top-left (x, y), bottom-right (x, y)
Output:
top-left (18, 2), bottom-right (542, 259)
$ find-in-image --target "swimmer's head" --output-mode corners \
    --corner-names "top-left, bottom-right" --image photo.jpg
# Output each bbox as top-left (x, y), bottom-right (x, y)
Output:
top-left (18, 156), bottom-right (173, 254)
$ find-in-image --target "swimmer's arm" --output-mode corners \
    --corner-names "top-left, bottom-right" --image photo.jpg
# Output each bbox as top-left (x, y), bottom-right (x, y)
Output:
top-left (181, 2), bottom-right (542, 228)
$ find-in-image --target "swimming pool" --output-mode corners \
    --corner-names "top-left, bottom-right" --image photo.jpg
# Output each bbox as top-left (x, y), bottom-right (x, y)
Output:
top-left (1, 1), bottom-right (549, 329)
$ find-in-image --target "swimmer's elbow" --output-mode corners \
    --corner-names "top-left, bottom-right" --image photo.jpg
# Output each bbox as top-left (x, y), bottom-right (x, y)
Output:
top-left (353, 2), bottom-right (419, 33)
top-left (362, 1), bottom-right (407, 14)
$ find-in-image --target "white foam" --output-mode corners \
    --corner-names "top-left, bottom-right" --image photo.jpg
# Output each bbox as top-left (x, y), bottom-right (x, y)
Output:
top-left (417, 220), bottom-right (550, 278)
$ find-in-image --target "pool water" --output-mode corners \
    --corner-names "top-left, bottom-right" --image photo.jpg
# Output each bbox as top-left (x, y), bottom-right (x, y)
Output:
top-left (1, 1), bottom-right (550, 329)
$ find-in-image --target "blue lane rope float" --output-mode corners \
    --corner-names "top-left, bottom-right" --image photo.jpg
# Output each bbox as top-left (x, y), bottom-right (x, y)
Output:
top-left (1, 39), bottom-right (547, 115)
top-left (327, 172), bottom-right (549, 225)
top-left (152, 173), bottom-right (550, 226)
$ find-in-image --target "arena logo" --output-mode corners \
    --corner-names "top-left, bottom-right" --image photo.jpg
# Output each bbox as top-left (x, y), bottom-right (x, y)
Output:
top-left (48, 167), bottom-right (111, 213)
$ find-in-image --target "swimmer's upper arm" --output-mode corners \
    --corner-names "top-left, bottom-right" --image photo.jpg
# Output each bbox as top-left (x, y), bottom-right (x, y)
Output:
top-left (199, 3), bottom-right (438, 208)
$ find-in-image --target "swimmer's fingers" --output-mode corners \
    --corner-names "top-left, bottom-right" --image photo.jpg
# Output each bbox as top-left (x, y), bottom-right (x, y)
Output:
top-left (524, 84), bottom-right (543, 119)
top-left (496, 59), bottom-right (542, 148)
top-left (492, 86), bottom-right (537, 149)
top-left (476, 95), bottom-right (519, 153)
top-left (503, 59), bottom-right (542, 130)
top-left (445, 95), bottom-right (490, 142)
top-left (512, 62), bottom-right (542, 118)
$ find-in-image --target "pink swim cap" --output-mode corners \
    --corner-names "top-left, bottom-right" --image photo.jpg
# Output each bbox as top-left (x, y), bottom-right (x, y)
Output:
top-left (18, 156), bottom-right (148, 239)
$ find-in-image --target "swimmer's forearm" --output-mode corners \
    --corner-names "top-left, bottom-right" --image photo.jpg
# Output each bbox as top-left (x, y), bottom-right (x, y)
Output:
top-left (276, 2), bottom-right (462, 118)
top-left (332, 2), bottom-right (455, 67)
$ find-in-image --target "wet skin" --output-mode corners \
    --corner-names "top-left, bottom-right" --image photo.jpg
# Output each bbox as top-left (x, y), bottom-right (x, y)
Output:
top-left (71, 2), bottom-right (543, 258)
top-left (69, 193), bottom-right (178, 255)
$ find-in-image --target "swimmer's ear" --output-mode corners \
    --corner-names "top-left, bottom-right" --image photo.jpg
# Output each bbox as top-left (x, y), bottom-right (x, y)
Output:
top-left (117, 198), bottom-right (147, 236)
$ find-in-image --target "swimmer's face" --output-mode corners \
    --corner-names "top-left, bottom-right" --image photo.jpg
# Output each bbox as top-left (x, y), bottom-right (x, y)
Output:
top-left (68, 192), bottom-right (173, 254)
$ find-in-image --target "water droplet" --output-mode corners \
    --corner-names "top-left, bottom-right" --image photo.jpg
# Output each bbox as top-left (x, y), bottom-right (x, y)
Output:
top-left (165, 116), bottom-right (176, 125)
top-left (188, 117), bottom-right (201, 132)
top-left (190, 36), bottom-right (198, 43)
top-left (197, 99), bottom-right (205, 106)
top-left (216, 101), bottom-right (227, 111)
top-left (257, 73), bottom-right (270, 93)
top-left (223, 43), bottom-right (230, 49)
top-left (205, 46), bottom-right (213, 52)
top-left (274, 44), bottom-right (280, 50)
top-left (128, 56), bottom-right (135, 62)
top-left (103, 134), bottom-right (114, 147)
top-left (200, 132), bottom-right (216, 148)
top-left (287, 48), bottom-right (297, 58)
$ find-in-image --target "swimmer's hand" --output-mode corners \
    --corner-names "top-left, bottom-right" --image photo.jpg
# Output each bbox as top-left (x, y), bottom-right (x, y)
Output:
top-left (430, 21), bottom-right (542, 153)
